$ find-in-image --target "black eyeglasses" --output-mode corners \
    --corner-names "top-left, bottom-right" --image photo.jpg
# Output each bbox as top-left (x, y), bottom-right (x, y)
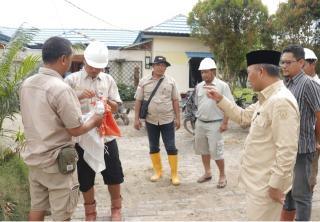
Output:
top-left (279, 59), bottom-right (299, 66)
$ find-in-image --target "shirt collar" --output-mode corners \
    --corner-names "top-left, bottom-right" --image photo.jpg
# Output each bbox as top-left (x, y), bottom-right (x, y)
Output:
top-left (203, 77), bottom-right (218, 86)
top-left (258, 80), bottom-right (284, 102)
top-left (149, 73), bottom-right (165, 80)
top-left (284, 72), bottom-right (304, 86)
top-left (39, 67), bottom-right (64, 80)
top-left (82, 68), bottom-right (102, 81)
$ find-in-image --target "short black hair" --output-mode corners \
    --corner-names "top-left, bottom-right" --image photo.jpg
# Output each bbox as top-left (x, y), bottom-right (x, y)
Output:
top-left (42, 36), bottom-right (72, 64)
top-left (282, 44), bottom-right (305, 60)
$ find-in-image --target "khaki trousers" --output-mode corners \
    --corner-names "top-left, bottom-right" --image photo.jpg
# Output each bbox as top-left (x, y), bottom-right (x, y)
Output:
top-left (246, 192), bottom-right (282, 221)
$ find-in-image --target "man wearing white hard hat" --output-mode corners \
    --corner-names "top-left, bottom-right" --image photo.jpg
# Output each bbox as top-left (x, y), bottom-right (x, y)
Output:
top-left (303, 48), bottom-right (320, 193)
top-left (194, 57), bottom-right (233, 188)
top-left (303, 48), bottom-right (319, 84)
top-left (65, 41), bottom-right (124, 221)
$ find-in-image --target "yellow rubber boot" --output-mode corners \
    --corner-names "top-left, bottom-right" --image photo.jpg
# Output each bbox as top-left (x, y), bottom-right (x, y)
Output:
top-left (150, 152), bottom-right (162, 182)
top-left (168, 155), bottom-right (180, 186)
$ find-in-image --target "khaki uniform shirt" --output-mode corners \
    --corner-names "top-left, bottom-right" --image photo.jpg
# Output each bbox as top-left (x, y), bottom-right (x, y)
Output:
top-left (64, 69), bottom-right (122, 142)
top-left (195, 78), bottom-right (234, 121)
top-left (20, 67), bottom-right (82, 168)
top-left (217, 81), bottom-right (299, 195)
top-left (135, 74), bottom-right (180, 125)
top-left (64, 69), bottom-right (122, 114)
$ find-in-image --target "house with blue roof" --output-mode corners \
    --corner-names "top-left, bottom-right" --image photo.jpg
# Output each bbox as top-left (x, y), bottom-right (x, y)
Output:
top-left (0, 14), bottom-right (212, 92)
top-left (123, 14), bottom-right (212, 91)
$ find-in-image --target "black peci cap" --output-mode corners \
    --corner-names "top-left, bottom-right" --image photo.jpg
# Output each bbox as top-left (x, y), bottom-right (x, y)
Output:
top-left (246, 50), bottom-right (281, 67)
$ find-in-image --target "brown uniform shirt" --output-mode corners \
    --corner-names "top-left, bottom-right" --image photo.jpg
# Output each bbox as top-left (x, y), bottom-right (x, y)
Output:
top-left (135, 74), bottom-right (180, 125)
top-left (20, 67), bottom-right (82, 168)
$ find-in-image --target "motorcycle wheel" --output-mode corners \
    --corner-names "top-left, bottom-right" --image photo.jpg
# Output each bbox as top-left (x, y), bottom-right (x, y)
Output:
top-left (183, 119), bottom-right (195, 135)
top-left (121, 115), bottom-right (130, 125)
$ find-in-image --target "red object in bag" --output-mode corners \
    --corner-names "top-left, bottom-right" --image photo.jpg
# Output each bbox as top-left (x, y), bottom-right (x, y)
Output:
top-left (99, 111), bottom-right (121, 137)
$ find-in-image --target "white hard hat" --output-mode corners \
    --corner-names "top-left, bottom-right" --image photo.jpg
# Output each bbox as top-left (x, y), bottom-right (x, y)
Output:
top-left (84, 41), bottom-right (109, 68)
top-left (198, 57), bottom-right (217, 70)
top-left (304, 48), bottom-right (318, 60)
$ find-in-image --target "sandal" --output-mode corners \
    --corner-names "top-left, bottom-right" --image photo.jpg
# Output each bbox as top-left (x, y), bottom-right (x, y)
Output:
top-left (197, 175), bottom-right (212, 183)
top-left (217, 178), bottom-right (227, 189)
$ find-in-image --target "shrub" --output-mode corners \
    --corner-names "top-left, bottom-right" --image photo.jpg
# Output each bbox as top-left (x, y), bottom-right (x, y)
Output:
top-left (117, 83), bottom-right (135, 101)
top-left (0, 152), bottom-right (30, 221)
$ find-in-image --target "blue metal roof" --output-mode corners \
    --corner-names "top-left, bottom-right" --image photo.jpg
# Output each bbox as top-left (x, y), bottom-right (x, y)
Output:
top-left (134, 14), bottom-right (191, 43)
top-left (144, 14), bottom-right (191, 35)
top-left (185, 52), bottom-right (213, 58)
top-left (0, 27), bottom-right (139, 49)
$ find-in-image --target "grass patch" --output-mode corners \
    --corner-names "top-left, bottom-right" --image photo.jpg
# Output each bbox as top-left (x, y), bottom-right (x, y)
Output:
top-left (0, 151), bottom-right (30, 221)
top-left (233, 87), bottom-right (255, 102)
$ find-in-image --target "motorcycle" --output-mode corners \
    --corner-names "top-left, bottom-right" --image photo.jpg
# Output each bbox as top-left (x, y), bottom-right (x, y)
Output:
top-left (113, 103), bottom-right (130, 126)
top-left (182, 89), bottom-right (197, 135)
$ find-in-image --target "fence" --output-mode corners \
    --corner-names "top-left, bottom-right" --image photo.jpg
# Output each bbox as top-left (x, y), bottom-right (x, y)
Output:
top-left (109, 60), bottom-right (142, 87)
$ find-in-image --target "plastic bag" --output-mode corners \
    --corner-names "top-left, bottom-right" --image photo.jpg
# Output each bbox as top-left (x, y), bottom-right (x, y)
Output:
top-left (78, 112), bottom-right (105, 173)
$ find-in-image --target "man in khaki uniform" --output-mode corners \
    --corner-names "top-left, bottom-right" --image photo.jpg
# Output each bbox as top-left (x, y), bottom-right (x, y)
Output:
top-left (134, 56), bottom-right (181, 186)
top-left (206, 50), bottom-right (299, 220)
top-left (65, 41), bottom-right (124, 221)
top-left (19, 37), bottom-right (103, 221)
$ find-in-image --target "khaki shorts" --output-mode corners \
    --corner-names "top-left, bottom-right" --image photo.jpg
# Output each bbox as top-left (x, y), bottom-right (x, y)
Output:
top-left (194, 120), bottom-right (224, 160)
top-left (28, 162), bottom-right (79, 221)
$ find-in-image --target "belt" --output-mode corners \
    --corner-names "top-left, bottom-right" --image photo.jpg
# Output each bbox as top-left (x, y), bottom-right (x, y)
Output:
top-left (198, 119), bottom-right (223, 123)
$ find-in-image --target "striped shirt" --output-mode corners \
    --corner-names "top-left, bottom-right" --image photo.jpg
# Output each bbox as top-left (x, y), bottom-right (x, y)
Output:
top-left (285, 72), bottom-right (320, 154)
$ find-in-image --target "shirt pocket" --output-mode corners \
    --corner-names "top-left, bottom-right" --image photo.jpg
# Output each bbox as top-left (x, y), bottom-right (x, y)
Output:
top-left (252, 112), bottom-right (268, 128)
top-left (250, 113), bottom-right (269, 137)
top-left (197, 88), bottom-right (206, 100)
top-left (160, 85), bottom-right (173, 100)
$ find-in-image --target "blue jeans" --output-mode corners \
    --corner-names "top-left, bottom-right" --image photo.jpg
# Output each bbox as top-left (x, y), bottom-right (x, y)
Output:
top-left (146, 121), bottom-right (177, 155)
top-left (283, 152), bottom-right (315, 221)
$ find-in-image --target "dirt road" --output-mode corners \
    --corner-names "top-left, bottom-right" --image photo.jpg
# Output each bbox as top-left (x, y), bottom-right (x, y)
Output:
top-left (4, 113), bottom-right (320, 220)
top-left (70, 113), bottom-right (320, 221)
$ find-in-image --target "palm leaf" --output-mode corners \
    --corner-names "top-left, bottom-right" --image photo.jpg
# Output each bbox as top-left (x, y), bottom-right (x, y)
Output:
top-left (14, 55), bottom-right (41, 84)
top-left (0, 27), bottom-right (38, 82)
top-left (0, 26), bottom-right (40, 131)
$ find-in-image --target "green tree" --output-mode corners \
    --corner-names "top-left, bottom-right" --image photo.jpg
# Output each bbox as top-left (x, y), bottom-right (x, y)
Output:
top-left (188, 0), bottom-right (271, 87)
top-left (272, 0), bottom-right (320, 48)
top-left (0, 27), bottom-right (40, 134)
top-left (272, 0), bottom-right (320, 72)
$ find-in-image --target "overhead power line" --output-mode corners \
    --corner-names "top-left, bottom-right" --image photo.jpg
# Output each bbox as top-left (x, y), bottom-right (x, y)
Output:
top-left (63, 0), bottom-right (135, 32)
